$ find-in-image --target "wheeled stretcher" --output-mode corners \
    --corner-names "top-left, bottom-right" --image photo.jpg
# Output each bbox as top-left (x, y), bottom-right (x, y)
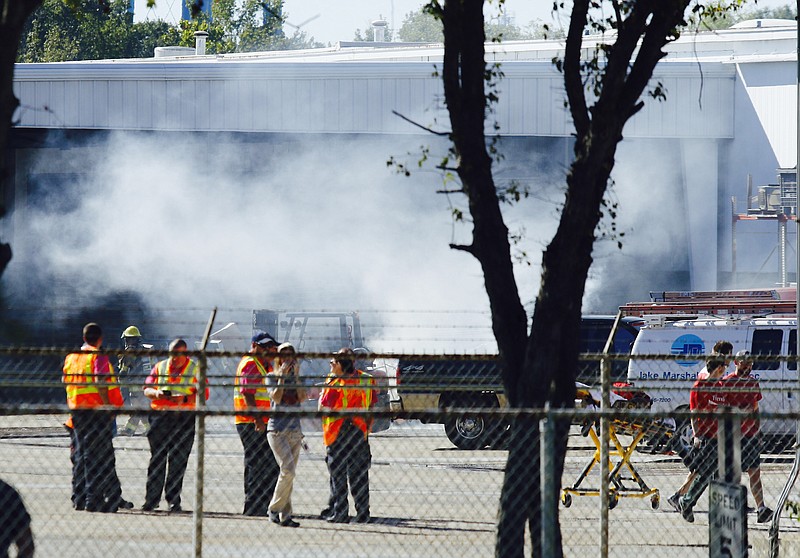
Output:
top-left (560, 384), bottom-right (674, 510)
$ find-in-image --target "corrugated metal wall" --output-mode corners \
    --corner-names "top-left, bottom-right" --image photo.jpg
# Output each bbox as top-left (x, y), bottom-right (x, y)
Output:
top-left (12, 61), bottom-right (735, 139)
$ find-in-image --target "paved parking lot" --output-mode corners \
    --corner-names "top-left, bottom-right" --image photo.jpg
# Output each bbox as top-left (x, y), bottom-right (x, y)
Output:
top-left (1, 415), bottom-right (799, 557)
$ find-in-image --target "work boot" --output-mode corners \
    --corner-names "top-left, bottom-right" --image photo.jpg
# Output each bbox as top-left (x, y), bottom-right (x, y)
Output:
top-left (115, 498), bottom-right (134, 509)
top-left (678, 498), bottom-right (694, 523)
top-left (758, 506), bottom-right (774, 523)
top-left (667, 493), bottom-right (680, 513)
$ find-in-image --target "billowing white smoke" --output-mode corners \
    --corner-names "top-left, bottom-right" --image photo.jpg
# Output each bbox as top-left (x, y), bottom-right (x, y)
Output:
top-left (8, 130), bottom-right (689, 351)
top-left (8, 132), bottom-right (560, 351)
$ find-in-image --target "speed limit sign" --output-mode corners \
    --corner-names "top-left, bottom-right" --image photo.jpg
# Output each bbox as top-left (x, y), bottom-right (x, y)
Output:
top-left (709, 481), bottom-right (748, 558)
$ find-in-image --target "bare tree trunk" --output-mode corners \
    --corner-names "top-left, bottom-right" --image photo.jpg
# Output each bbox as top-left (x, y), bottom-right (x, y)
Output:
top-left (432, 0), bottom-right (709, 556)
top-left (0, 0), bottom-right (42, 278)
top-left (434, 1), bottom-right (575, 556)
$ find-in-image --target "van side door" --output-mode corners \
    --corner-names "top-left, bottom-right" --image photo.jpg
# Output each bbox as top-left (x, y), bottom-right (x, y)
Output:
top-left (748, 328), bottom-right (787, 435)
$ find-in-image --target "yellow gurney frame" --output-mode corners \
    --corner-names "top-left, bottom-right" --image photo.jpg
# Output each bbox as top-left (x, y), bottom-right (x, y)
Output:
top-left (560, 416), bottom-right (668, 510)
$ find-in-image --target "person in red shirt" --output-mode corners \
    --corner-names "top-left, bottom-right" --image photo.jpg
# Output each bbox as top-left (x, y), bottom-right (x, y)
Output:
top-left (678, 357), bottom-right (728, 522)
top-left (724, 350), bottom-right (773, 523)
top-left (667, 341), bottom-right (733, 513)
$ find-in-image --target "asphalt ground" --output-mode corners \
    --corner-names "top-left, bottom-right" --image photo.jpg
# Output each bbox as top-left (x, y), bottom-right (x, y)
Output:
top-left (1, 415), bottom-right (800, 557)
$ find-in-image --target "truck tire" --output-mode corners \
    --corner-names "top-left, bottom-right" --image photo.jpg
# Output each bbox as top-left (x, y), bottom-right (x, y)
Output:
top-left (674, 410), bottom-right (694, 457)
top-left (445, 414), bottom-right (490, 450)
top-left (443, 393), bottom-right (500, 450)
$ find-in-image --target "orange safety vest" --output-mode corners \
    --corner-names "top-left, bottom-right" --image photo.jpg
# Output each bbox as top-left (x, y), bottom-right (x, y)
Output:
top-left (149, 358), bottom-right (199, 410)
top-left (108, 378), bottom-right (124, 408)
top-left (63, 351), bottom-right (122, 410)
top-left (321, 370), bottom-right (375, 446)
top-left (233, 356), bottom-right (271, 424)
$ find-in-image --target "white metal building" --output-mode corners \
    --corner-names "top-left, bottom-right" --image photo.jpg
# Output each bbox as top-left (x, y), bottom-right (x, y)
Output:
top-left (5, 20), bottom-right (800, 304)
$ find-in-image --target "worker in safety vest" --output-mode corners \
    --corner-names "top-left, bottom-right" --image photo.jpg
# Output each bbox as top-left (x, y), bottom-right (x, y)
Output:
top-left (234, 331), bottom-right (281, 516)
top-left (62, 322), bottom-right (130, 513)
top-left (142, 338), bottom-right (206, 513)
top-left (319, 347), bottom-right (375, 524)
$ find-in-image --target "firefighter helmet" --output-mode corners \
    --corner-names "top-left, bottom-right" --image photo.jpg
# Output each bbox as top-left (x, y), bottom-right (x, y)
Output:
top-left (121, 325), bottom-right (141, 338)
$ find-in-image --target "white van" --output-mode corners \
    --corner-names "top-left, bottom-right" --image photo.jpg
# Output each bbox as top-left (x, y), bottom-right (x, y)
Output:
top-left (627, 317), bottom-right (798, 445)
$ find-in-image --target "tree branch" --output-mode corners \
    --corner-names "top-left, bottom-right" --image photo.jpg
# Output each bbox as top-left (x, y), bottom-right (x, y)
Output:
top-left (436, 189), bottom-right (465, 194)
top-left (391, 110), bottom-right (450, 136)
top-left (611, 0), bottom-right (623, 30)
top-left (564, 0), bottom-right (590, 137)
top-left (621, 0), bottom-right (687, 112)
top-left (595, 0), bottom-right (653, 116)
top-left (448, 243), bottom-right (474, 254)
top-left (0, 0), bottom-right (43, 282)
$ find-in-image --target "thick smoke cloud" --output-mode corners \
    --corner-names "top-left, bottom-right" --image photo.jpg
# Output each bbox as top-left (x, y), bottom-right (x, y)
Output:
top-left (5, 131), bottom-right (691, 351)
top-left (585, 139), bottom-right (690, 310)
top-left (3, 133), bottom-right (542, 350)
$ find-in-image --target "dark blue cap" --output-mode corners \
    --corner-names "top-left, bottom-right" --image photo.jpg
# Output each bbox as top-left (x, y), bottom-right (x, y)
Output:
top-left (251, 331), bottom-right (278, 347)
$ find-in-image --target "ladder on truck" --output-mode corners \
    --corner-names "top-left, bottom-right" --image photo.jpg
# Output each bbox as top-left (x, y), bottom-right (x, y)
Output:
top-left (620, 288), bottom-right (797, 319)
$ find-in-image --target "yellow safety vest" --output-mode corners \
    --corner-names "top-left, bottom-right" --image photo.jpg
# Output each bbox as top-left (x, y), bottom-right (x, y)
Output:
top-left (234, 356), bottom-right (271, 424)
top-left (150, 358), bottom-right (198, 410)
top-left (321, 370), bottom-right (374, 446)
top-left (63, 352), bottom-right (121, 409)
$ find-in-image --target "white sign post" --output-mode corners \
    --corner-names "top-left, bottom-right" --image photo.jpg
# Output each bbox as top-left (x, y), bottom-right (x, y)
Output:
top-left (711, 414), bottom-right (747, 558)
top-left (709, 481), bottom-right (748, 558)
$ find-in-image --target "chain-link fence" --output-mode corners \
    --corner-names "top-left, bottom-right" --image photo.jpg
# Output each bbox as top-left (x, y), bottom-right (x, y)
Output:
top-left (3, 345), bottom-right (800, 557)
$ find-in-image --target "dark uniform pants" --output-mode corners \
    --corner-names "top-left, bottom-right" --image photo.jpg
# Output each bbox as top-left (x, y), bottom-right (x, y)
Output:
top-left (66, 424), bottom-right (84, 508)
top-left (71, 410), bottom-right (120, 510)
top-left (145, 412), bottom-right (196, 507)
top-left (237, 423), bottom-right (279, 515)
top-left (682, 437), bottom-right (719, 509)
top-left (326, 421), bottom-right (371, 518)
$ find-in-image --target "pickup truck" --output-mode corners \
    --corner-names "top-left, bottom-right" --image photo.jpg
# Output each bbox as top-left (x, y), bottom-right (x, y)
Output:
top-left (383, 315), bottom-right (643, 449)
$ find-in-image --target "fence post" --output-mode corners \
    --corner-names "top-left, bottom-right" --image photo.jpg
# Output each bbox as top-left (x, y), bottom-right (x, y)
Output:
top-left (718, 414), bottom-right (741, 484)
top-left (193, 308), bottom-right (216, 558)
top-left (598, 311), bottom-right (622, 558)
top-left (599, 358), bottom-right (610, 558)
top-left (541, 410), bottom-right (557, 557)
